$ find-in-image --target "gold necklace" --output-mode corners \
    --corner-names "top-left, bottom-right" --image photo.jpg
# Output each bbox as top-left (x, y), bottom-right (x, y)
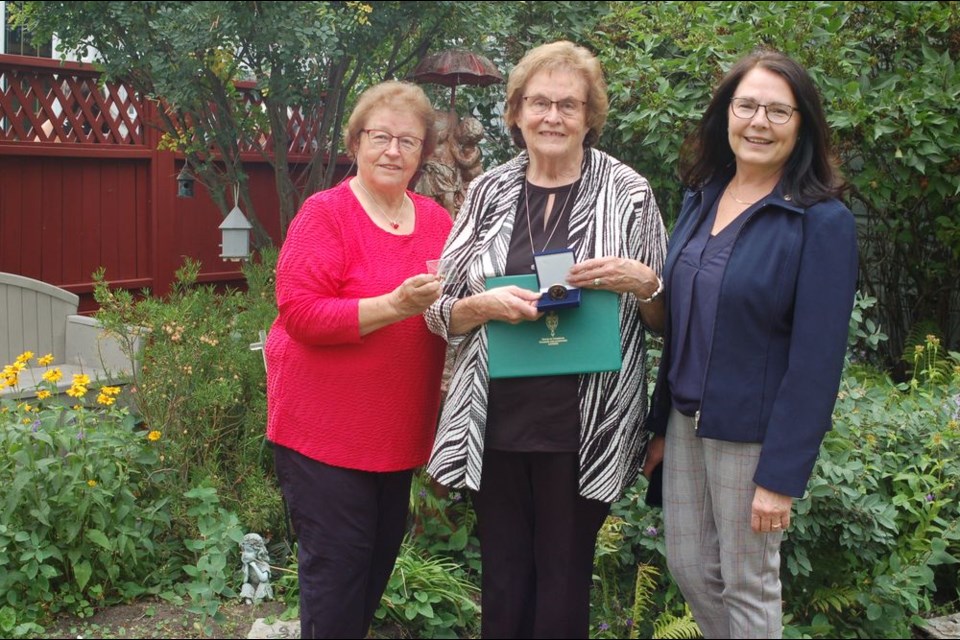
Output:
top-left (355, 177), bottom-right (405, 229)
top-left (728, 183), bottom-right (757, 205)
top-left (524, 179), bottom-right (576, 271)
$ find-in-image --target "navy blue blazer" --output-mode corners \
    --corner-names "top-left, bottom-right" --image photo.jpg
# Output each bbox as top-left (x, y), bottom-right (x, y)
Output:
top-left (648, 178), bottom-right (858, 498)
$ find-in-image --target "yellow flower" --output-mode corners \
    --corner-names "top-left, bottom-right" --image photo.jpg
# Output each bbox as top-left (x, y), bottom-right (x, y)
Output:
top-left (15, 351), bottom-right (35, 364)
top-left (87, 479), bottom-right (97, 488)
top-left (96, 393), bottom-right (116, 406)
top-left (42, 368), bottom-right (63, 383)
top-left (37, 354), bottom-right (55, 366)
top-left (36, 390), bottom-right (52, 400)
top-left (72, 373), bottom-right (91, 387)
top-left (101, 386), bottom-right (122, 397)
top-left (147, 430), bottom-right (162, 442)
top-left (66, 386), bottom-right (87, 398)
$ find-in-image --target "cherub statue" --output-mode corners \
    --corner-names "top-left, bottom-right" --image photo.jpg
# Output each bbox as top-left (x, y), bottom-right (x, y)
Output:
top-left (452, 116), bottom-right (485, 189)
top-left (239, 533), bottom-right (273, 604)
top-left (415, 109), bottom-right (461, 217)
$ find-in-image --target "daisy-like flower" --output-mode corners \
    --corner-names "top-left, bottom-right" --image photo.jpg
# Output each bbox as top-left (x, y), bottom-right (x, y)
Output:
top-left (15, 351), bottom-right (35, 364)
top-left (87, 479), bottom-right (97, 488)
top-left (66, 385), bottom-right (87, 398)
top-left (36, 389), bottom-right (52, 400)
top-left (42, 368), bottom-right (63, 383)
top-left (96, 393), bottom-right (116, 406)
top-left (148, 430), bottom-right (162, 442)
top-left (37, 353), bottom-right (55, 366)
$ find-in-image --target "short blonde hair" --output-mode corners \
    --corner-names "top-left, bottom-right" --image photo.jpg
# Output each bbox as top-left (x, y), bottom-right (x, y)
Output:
top-left (504, 41), bottom-right (608, 149)
top-left (344, 81), bottom-right (438, 164)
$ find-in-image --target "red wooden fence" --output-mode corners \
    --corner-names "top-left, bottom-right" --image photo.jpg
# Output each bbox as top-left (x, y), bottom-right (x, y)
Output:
top-left (0, 54), bottom-right (346, 313)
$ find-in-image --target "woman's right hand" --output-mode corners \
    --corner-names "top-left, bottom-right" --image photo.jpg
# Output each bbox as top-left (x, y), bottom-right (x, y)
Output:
top-left (389, 274), bottom-right (443, 317)
top-left (449, 285), bottom-right (542, 335)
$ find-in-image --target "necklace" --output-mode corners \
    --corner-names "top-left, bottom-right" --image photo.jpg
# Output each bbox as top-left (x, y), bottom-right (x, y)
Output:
top-left (727, 183), bottom-right (757, 205)
top-left (524, 179), bottom-right (577, 271)
top-left (355, 177), bottom-right (405, 229)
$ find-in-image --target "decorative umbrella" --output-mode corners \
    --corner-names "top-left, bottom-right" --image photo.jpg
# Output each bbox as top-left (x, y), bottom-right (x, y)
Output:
top-left (408, 49), bottom-right (504, 109)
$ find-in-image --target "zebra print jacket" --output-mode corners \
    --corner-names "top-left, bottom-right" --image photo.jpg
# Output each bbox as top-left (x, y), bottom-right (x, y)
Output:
top-left (424, 149), bottom-right (668, 502)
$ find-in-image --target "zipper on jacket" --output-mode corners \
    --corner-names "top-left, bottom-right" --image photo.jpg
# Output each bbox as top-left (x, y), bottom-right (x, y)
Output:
top-left (696, 203), bottom-right (764, 435)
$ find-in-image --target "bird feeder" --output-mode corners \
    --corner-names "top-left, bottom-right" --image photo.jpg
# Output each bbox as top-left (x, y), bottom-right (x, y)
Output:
top-left (176, 166), bottom-right (195, 198)
top-left (219, 205), bottom-right (253, 261)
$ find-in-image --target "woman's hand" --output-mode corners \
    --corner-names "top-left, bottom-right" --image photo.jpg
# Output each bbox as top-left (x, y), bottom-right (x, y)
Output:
top-left (751, 486), bottom-right (793, 533)
top-left (642, 434), bottom-right (665, 479)
top-left (567, 256), bottom-right (660, 297)
top-left (359, 274), bottom-right (441, 336)
top-left (389, 274), bottom-right (443, 317)
top-left (449, 286), bottom-right (542, 335)
top-left (567, 256), bottom-right (665, 332)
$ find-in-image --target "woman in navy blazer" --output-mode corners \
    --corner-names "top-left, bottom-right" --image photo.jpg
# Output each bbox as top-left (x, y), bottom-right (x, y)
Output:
top-left (643, 50), bottom-right (858, 638)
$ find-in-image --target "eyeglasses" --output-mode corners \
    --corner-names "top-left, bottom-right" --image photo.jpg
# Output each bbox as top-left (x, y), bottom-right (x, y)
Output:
top-left (361, 129), bottom-right (423, 153)
top-left (730, 97), bottom-right (798, 125)
top-left (522, 95), bottom-right (586, 118)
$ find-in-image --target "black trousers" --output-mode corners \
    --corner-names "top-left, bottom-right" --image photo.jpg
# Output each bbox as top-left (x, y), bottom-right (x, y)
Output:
top-left (472, 450), bottom-right (611, 639)
top-left (273, 445), bottom-right (413, 639)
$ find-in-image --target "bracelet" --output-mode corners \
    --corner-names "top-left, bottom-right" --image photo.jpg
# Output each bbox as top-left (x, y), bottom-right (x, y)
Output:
top-left (636, 276), bottom-right (663, 304)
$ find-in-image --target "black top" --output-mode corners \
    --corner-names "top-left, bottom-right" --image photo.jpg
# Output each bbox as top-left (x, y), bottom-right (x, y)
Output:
top-left (486, 179), bottom-right (581, 452)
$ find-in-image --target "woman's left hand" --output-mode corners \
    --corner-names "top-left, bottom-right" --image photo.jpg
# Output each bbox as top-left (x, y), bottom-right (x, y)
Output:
top-left (567, 257), bottom-right (660, 298)
top-left (751, 486), bottom-right (793, 533)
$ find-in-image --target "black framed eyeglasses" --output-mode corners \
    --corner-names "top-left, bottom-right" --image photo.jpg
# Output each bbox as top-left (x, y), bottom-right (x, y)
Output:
top-left (522, 95), bottom-right (586, 118)
top-left (730, 97), bottom-right (798, 124)
top-left (361, 129), bottom-right (424, 153)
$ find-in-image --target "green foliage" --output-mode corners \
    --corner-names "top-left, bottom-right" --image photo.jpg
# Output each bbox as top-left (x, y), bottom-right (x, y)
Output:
top-left (92, 253), bottom-right (284, 538)
top-left (588, 1), bottom-right (960, 364)
top-left (375, 543), bottom-right (480, 639)
top-left (170, 485), bottom-right (246, 637)
top-left (592, 501), bottom-right (698, 639)
top-left (781, 354), bottom-right (960, 637)
top-left (11, 1), bottom-right (479, 239)
top-left (848, 291), bottom-right (888, 357)
top-left (0, 362), bottom-right (176, 635)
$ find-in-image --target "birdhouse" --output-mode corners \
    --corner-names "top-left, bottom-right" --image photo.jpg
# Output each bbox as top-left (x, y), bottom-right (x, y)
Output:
top-left (176, 166), bottom-right (195, 198)
top-left (219, 205), bottom-right (253, 261)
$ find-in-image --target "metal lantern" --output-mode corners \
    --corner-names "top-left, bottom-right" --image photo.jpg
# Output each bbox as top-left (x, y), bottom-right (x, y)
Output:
top-left (176, 166), bottom-right (195, 198)
top-left (219, 205), bottom-right (253, 261)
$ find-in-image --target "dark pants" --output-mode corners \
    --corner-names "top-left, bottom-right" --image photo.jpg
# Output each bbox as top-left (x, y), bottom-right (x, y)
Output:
top-left (273, 445), bottom-right (413, 639)
top-left (472, 450), bottom-right (611, 639)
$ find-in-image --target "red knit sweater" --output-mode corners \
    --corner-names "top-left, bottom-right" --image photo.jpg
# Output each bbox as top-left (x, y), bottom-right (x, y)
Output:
top-left (265, 180), bottom-right (452, 471)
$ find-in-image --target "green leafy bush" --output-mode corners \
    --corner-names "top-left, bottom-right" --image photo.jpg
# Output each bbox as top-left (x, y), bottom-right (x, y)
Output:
top-left (92, 252), bottom-right (283, 535)
top-left (0, 355), bottom-right (176, 636)
top-left (782, 343), bottom-right (960, 638)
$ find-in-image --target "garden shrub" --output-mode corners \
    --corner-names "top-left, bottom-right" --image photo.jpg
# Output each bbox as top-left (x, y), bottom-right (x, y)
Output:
top-left (92, 251), bottom-right (284, 539)
top-left (0, 356), bottom-right (177, 636)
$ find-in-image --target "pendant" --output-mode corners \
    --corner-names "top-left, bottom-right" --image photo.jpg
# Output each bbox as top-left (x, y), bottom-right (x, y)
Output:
top-left (391, 222), bottom-right (400, 230)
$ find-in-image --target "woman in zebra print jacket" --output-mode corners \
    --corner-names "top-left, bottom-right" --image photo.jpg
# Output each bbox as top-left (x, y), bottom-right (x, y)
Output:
top-left (423, 41), bottom-right (668, 638)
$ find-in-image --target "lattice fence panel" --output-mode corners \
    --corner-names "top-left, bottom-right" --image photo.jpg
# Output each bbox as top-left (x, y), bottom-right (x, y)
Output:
top-left (0, 68), bottom-right (144, 144)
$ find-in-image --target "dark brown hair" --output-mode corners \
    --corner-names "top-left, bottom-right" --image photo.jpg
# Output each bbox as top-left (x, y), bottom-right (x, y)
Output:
top-left (680, 49), bottom-right (844, 205)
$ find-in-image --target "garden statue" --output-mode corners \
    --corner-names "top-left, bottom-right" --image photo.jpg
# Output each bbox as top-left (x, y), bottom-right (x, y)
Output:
top-left (416, 111), bottom-right (489, 219)
top-left (451, 116), bottom-right (485, 212)
top-left (416, 109), bottom-right (461, 217)
top-left (239, 532), bottom-right (273, 604)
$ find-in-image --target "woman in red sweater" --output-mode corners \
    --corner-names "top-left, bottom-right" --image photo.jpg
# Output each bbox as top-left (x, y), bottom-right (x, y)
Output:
top-left (265, 81), bottom-right (453, 639)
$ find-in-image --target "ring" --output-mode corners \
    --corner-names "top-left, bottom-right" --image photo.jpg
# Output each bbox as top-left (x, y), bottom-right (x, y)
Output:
top-left (772, 523), bottom-right (782, 529)
top-left (594, 278), bottom-right (602, 286)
